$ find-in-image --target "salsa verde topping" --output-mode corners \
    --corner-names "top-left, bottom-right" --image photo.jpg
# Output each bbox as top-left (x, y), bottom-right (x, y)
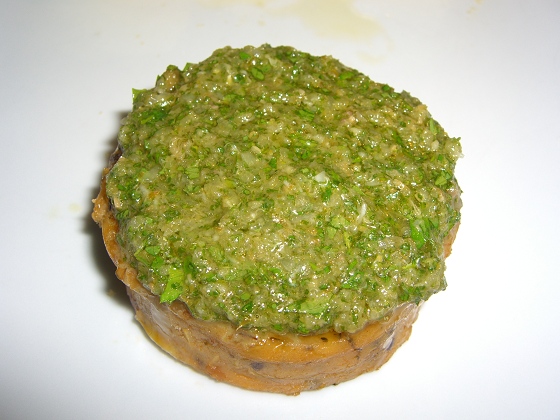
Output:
top-left (106, 45), bottom-right (462, 334)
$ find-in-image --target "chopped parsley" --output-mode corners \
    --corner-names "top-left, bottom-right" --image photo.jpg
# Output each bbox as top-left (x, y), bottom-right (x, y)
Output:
top-left (106, 45), bottom-right (462, 334)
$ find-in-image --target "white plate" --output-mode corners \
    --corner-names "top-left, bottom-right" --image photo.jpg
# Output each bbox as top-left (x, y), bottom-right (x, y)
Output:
top-left (1, 1), bottom-right (560, 419)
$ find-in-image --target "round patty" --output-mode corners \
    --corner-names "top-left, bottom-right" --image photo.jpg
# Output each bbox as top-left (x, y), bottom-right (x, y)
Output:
top-left (93, 45), bottom-right (461, 394)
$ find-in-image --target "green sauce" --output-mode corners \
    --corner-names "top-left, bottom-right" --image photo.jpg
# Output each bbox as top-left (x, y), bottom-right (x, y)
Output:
top-left (106, 45), bottom-right (462, 334)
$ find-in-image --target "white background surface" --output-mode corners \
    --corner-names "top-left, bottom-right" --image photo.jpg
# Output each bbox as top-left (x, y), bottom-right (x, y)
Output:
top-left (1, 1), bottom-right (559, 419)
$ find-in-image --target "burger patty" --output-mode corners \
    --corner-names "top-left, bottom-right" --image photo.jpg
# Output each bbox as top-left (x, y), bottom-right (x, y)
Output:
top-left (93, 45), bottom-right (461, 394)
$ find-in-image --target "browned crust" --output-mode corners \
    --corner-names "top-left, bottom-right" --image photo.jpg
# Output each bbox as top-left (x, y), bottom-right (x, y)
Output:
top-left (92, 158), bottom-right (458, 395)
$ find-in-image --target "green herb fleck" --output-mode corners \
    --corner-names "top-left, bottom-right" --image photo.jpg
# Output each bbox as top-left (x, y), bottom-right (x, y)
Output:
top-left (144, 245), bottom-right (160, 256)
top-left (185, 166), bottom-right (200, 179)
top-left (339, 71), bottom-right (354, 80)
top-left (160, 268), bottom-right (184, 303)
top-left (429, 118), bottom-right (438, 135)
top-left (251, 67), bottom-right (264, 80)
top-left (296, 109), bottom-right (315, 121)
